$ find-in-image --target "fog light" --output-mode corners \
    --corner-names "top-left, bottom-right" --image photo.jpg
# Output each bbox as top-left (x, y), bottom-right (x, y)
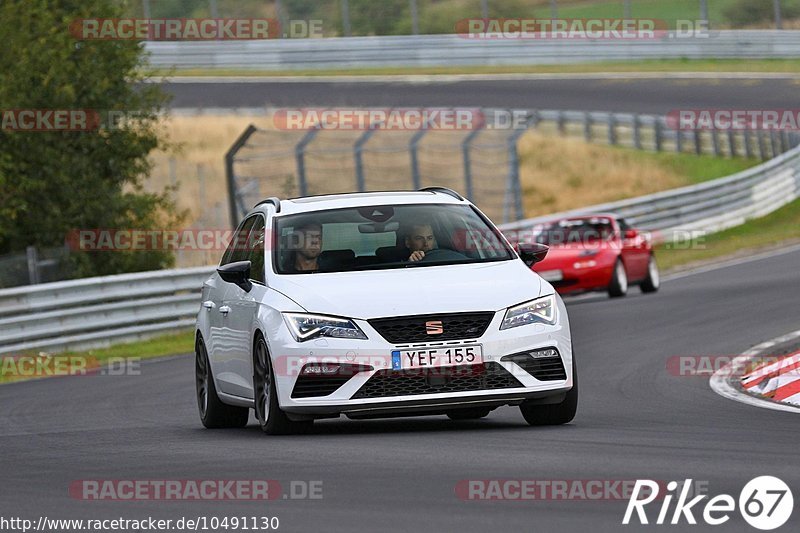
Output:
top-left (301, 363), bottom-right (341, 375)
top-left (530, 348), bottom-right (560, 359)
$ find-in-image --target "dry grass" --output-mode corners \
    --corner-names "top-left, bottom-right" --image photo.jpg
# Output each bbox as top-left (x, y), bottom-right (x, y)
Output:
top-left (516, 132), bottom-right (687, 216)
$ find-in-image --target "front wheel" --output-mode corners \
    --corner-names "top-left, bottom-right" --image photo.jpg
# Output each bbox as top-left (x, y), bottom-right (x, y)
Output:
top-left (520, 357), bottom-right (578, 426)
top-left (608, 258), bottom-right (628, 298)
top-left (253, 335), bottom-right (312, 435)
top-left (196, 336), bottom-right (249, 429)
top-left (640, 255), bottom-right (660, 293)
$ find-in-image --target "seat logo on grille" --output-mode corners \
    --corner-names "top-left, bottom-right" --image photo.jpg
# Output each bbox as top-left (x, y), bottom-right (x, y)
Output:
top-left (425, 320), bottom-right (444, 335)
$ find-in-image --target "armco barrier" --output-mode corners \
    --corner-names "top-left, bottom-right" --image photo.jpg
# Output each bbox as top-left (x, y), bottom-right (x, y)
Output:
top-left (144, 31), bottom-right (800, 70)
top-left (0, 267), bottom-right (212, 355)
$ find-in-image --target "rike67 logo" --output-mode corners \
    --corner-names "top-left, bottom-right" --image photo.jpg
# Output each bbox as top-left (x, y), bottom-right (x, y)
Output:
top-left (623, 477), bottom-right (793, 530)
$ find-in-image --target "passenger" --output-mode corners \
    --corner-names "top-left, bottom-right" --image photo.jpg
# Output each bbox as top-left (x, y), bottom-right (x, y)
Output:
top-left (286, 222), bottom-right (322, 272)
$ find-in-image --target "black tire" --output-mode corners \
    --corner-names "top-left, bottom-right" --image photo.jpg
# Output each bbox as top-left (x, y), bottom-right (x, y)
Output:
top-left (253, 334), bottom-right (313, 435)
top-left (607, 258), bottom-right (628, 298)
top-left (446, 407), bottom-right (491, 420)
top-left (196, 335), bottom-right (249, 429)
top-left (640, 254), bottom-right (660, 294)
top-left (519, 357), bottom-right (578, 426)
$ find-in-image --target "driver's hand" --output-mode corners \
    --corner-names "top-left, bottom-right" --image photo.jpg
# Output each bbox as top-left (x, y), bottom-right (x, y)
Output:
top-left (409, 250), bottom-right (425, 262)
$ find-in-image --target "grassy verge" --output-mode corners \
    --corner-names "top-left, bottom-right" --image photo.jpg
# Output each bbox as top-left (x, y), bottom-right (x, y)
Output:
top-left (0, 330), bottom-right (195, 384)
top-left (154, 59), bottom-right (800, 78)
top-left (656, 197), bottom-right (800, 271)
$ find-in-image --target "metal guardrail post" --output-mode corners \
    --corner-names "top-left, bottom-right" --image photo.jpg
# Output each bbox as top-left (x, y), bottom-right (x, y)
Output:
top-left (694, 129), bottom-right (702, 155)
top-left (584, 112), bottom-right (593, 142)
top-left (607, 114), bottom-right (617, 145)
top-left (557, 111), bottom-right (566, 135)
top-left (461, 124), bottom-right (485, 202)
top-left (744, 130), bottom-right (754, 159)
top-left (727, 130), bottom-right (737, 158)
top-left (26, 246), bottom-right (39, 285)
top-left (409, 129), bottom-right (427, 190)
top-left (295, 126), bottom-right (321, 197)
top-left (224, 124), bottom-right (258, 227)
top-left (654, 119), bottom-right (663, 152)
top-left (770, 131), bottom-right (780, 157)
top-left (758, 130), bottom-right (768, 160)
top-left (781, 131), bottom-right (790, 154)
top-left (676, 126), bottom-right (683, 153)
top-left (711, 129), bottom-right (721, 156)
top-left (633, 114), bottom-right (642, 150)
top-left (354, 126), bottom-right (379, 192)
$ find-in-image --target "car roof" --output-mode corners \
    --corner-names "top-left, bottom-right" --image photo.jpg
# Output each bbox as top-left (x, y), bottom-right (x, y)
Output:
top-left (254, 190), bottom-right (468, 217)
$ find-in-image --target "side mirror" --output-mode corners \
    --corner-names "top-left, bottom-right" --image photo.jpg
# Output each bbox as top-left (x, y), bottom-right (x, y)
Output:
top-left (217, 261), bottom-right (253, 292)
top-left (624, 229), bottom-right (638, 239)
top-left (516, 243), bottom-right (549, 267)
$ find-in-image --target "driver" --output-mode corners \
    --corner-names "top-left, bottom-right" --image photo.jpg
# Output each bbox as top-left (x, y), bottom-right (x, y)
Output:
top-left (405, 222), bottom-right (437, 262)
top-left (286, 221), bottom-right (322, 272)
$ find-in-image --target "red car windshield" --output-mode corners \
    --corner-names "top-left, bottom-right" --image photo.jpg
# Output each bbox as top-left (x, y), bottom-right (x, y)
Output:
top-left (535, 219), bottom-right (615, 246)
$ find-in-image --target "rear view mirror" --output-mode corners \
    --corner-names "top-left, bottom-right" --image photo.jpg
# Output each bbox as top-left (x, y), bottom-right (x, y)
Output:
top-left (217, 261), bottom-right (253, 292)
top-left (516, 243), bottom-right (549, 267)
top-left (624, 229), bottom-right (638, 239)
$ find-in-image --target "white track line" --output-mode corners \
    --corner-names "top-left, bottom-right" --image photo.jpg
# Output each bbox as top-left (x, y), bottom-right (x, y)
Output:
top-left (710, 330), bottom-right (800, 413)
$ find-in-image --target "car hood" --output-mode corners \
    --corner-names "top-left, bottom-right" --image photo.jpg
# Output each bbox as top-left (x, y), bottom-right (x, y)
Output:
top-left (268, 260), bottom-right (542, 319)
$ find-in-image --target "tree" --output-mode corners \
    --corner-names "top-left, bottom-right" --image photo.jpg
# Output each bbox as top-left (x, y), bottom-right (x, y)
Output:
top-left (0, 0), bottom-right (184, 278)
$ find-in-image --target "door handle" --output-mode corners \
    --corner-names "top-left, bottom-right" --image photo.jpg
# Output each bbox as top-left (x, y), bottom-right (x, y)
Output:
top-left (202, 300), bottom-right (215, 310)
top-left (219, 305), bottom-right (231, 315)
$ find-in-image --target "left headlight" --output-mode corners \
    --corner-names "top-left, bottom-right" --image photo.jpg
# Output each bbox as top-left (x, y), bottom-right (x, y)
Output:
top-left (283, 313), bottom-right (368, 342)
top-left (500, 294), bottom-right (557, 330)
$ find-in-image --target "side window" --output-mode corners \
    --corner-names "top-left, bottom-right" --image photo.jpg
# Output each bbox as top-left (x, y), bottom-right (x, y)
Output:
top-left (247, 216), bottom-right (266, 284)
top-left (221, 216), bottom-right (257, 266)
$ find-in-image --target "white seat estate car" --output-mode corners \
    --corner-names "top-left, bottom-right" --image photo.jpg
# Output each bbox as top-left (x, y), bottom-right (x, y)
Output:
top-left (195, 188), bottom-right (577, 434)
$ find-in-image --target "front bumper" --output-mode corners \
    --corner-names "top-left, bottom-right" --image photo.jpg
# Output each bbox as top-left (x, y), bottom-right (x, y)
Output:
top-left (269, 296), bottom-right (574, 416)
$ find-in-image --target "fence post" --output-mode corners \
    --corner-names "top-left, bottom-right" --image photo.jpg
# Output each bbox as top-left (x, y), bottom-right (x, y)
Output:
top-left (409, 129), bottom-right (427, 190)
top-left (607, 114), bottom-right (617, 145)
top-left (295, 125), bottom-right (320, 198)
top-left (654, 118), bottom-right (663, 152)
top-left (781, 131), bottom-right (790, 153)
top-left (224, 124), bottom-right (259, 227)
top-left (727, 130), bottom-right (737, 158)
top-left (694, 129), bottom-right (702, 155)
top-left (354, 127), bottom-right (379, 192)
top-left (675, 125), bottom-right (683, 153)
top-left (26, 246), bottom-right (40, 285)
top-left (505, 112), bottom-right (537, 223)
top-left (462, 123), bottom-right (485, 202)
top-left (557, 110), bottom-right (566, 135)
top-left (341, 0), bottom-right (351, 36)
top-left (583, 112), bottom-right (592, 142)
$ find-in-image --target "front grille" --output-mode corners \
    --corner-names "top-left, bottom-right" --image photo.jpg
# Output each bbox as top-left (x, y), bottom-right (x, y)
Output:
top-left (501, 349), bottom-right (567, 381)
top-left (351, 362), bottom-right (522, 399)
top-left (291, 364), bottom-right (372, 398)
top-left (368, 312), bottom-right (494, 343)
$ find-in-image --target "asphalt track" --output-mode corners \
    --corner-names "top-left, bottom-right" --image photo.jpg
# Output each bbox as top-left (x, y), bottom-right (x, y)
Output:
top-left (2, 247), bottom-right (799, 532)
top-left (162, 76), bottom-right (800, 114)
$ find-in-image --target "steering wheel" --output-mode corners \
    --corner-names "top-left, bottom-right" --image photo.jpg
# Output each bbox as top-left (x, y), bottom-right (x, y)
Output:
top-left (420, 248), bottom-right (468, 262)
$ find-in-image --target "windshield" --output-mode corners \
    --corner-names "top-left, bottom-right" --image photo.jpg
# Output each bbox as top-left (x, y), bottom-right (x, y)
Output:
top-left (534, 218), bottom-right (616, 246)
top-left (274, 203), bottom-right (515, 274)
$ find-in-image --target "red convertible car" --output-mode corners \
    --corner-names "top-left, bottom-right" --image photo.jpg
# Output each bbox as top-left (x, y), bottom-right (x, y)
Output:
top-left (530, 214), bottom-right (660, 298)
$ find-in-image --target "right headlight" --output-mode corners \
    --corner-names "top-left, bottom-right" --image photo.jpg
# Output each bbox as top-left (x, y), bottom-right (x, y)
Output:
top-left (500, 294), bottom-right (557, 330)
top-left (283, 313), bottom-right (368, 342)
